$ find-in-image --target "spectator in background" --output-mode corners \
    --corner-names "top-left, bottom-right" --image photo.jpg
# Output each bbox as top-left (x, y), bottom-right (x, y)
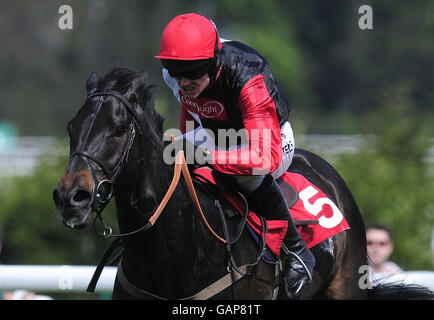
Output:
top-left (366, 223), bottom-right (403, 274)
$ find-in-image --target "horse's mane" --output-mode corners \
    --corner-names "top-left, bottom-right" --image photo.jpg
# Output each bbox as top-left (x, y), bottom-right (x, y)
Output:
top-left (98, 67), bottom-right (165, 140)
top-left (98, 68), bottom-right (140, 93)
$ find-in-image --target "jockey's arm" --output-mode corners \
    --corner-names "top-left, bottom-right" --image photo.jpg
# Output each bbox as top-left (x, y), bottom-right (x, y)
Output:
top-left (210, 74), bottom-right (283, 176)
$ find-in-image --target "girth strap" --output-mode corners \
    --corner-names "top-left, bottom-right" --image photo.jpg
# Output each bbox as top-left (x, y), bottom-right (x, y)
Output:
top-left (116, 260), bottom-right (253, 300)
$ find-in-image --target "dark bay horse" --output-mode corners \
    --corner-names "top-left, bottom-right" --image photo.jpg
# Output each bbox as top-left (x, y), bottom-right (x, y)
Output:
top-left (53, 68), bottom-right (433, 300)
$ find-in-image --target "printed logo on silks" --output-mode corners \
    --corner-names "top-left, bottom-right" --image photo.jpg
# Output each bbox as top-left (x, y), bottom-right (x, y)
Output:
top-left (181, 95), bottom-right (228, 121)
top-left (201, 100), bottom-right (225, 118)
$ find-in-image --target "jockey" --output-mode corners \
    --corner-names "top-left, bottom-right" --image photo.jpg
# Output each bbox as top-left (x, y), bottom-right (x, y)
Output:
top-left (155, 13), bottom-right (315, 299)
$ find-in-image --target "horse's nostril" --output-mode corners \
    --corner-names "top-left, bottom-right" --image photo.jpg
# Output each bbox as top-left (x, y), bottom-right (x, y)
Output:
top-left (72, 189), bottom-right (92, 204)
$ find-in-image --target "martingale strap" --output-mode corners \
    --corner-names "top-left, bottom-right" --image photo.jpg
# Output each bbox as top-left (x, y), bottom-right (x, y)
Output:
top-left (87, 237), bottom-right (122, 293)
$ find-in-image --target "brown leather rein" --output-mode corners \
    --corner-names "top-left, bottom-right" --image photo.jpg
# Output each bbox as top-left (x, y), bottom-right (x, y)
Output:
top-left (148, 147), bottom-right (226, 243)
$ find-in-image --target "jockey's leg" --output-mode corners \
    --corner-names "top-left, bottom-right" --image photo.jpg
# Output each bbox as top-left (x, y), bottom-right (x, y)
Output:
top-left (234, 174), bottom-right (315, 299)
top-left (233, 119), bottom-right (315, 299)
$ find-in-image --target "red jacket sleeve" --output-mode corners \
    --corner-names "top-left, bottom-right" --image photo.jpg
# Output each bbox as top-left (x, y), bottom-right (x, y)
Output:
top-left (210, 75), bottom-right (283, 175)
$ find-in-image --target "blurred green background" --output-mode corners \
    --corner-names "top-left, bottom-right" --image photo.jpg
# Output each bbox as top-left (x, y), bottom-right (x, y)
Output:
top-left (0, 0), bottom-right (433, 298)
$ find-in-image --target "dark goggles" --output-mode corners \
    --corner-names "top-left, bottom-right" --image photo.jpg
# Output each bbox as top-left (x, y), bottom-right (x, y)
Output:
top-left (161, 58), bottom-right (213, 80)
top-left (168, 69), bottom-right (208, 80)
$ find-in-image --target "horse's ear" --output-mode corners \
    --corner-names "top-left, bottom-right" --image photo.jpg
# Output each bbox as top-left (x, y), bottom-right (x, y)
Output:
top-left (86, 72), bottom-right (100, 95)
top-left (125, 72), bottom-right (154, 104)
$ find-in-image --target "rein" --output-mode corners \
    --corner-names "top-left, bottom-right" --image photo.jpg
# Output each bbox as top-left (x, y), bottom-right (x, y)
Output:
top-left (151, 147), bottom-right (227, 243)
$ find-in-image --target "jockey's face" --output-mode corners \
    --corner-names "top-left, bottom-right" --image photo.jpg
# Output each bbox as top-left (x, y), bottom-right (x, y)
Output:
top-left (177, 73), bottom-right (210, 99)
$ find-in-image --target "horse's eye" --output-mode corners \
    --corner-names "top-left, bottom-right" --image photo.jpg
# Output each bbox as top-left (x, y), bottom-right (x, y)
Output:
top-left (113, 125), bottom-right (128, 137)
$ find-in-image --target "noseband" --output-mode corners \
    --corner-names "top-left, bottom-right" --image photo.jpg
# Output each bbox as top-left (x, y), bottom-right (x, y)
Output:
top-left (70, 90), bottom-right (144, 235)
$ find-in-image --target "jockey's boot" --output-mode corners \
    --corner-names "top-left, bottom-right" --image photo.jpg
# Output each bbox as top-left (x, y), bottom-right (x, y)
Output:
top-left (252, 175), bottom-right (315, 299)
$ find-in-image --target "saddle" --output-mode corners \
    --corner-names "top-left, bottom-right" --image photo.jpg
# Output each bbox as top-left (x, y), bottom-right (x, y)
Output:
top-left (192, 168), bottom-right (350, 259)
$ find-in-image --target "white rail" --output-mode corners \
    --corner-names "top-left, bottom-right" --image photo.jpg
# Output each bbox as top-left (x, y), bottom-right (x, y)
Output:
top-left (1, 265), bottom-right (432, 294)
top-left (0, 265), bottom-right (116, 292)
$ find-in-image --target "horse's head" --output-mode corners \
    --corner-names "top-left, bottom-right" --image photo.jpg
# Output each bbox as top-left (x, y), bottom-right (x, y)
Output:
top-left (53, 69), bottom-right (159, 229)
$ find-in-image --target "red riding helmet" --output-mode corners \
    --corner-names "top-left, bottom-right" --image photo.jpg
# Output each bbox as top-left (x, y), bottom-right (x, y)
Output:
top-left (155, 13), bottom-right (222, 61)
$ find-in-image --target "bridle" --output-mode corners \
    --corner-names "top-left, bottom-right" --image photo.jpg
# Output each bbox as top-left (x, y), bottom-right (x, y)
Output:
top-left (70, 90), bottom-right (145, 237)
